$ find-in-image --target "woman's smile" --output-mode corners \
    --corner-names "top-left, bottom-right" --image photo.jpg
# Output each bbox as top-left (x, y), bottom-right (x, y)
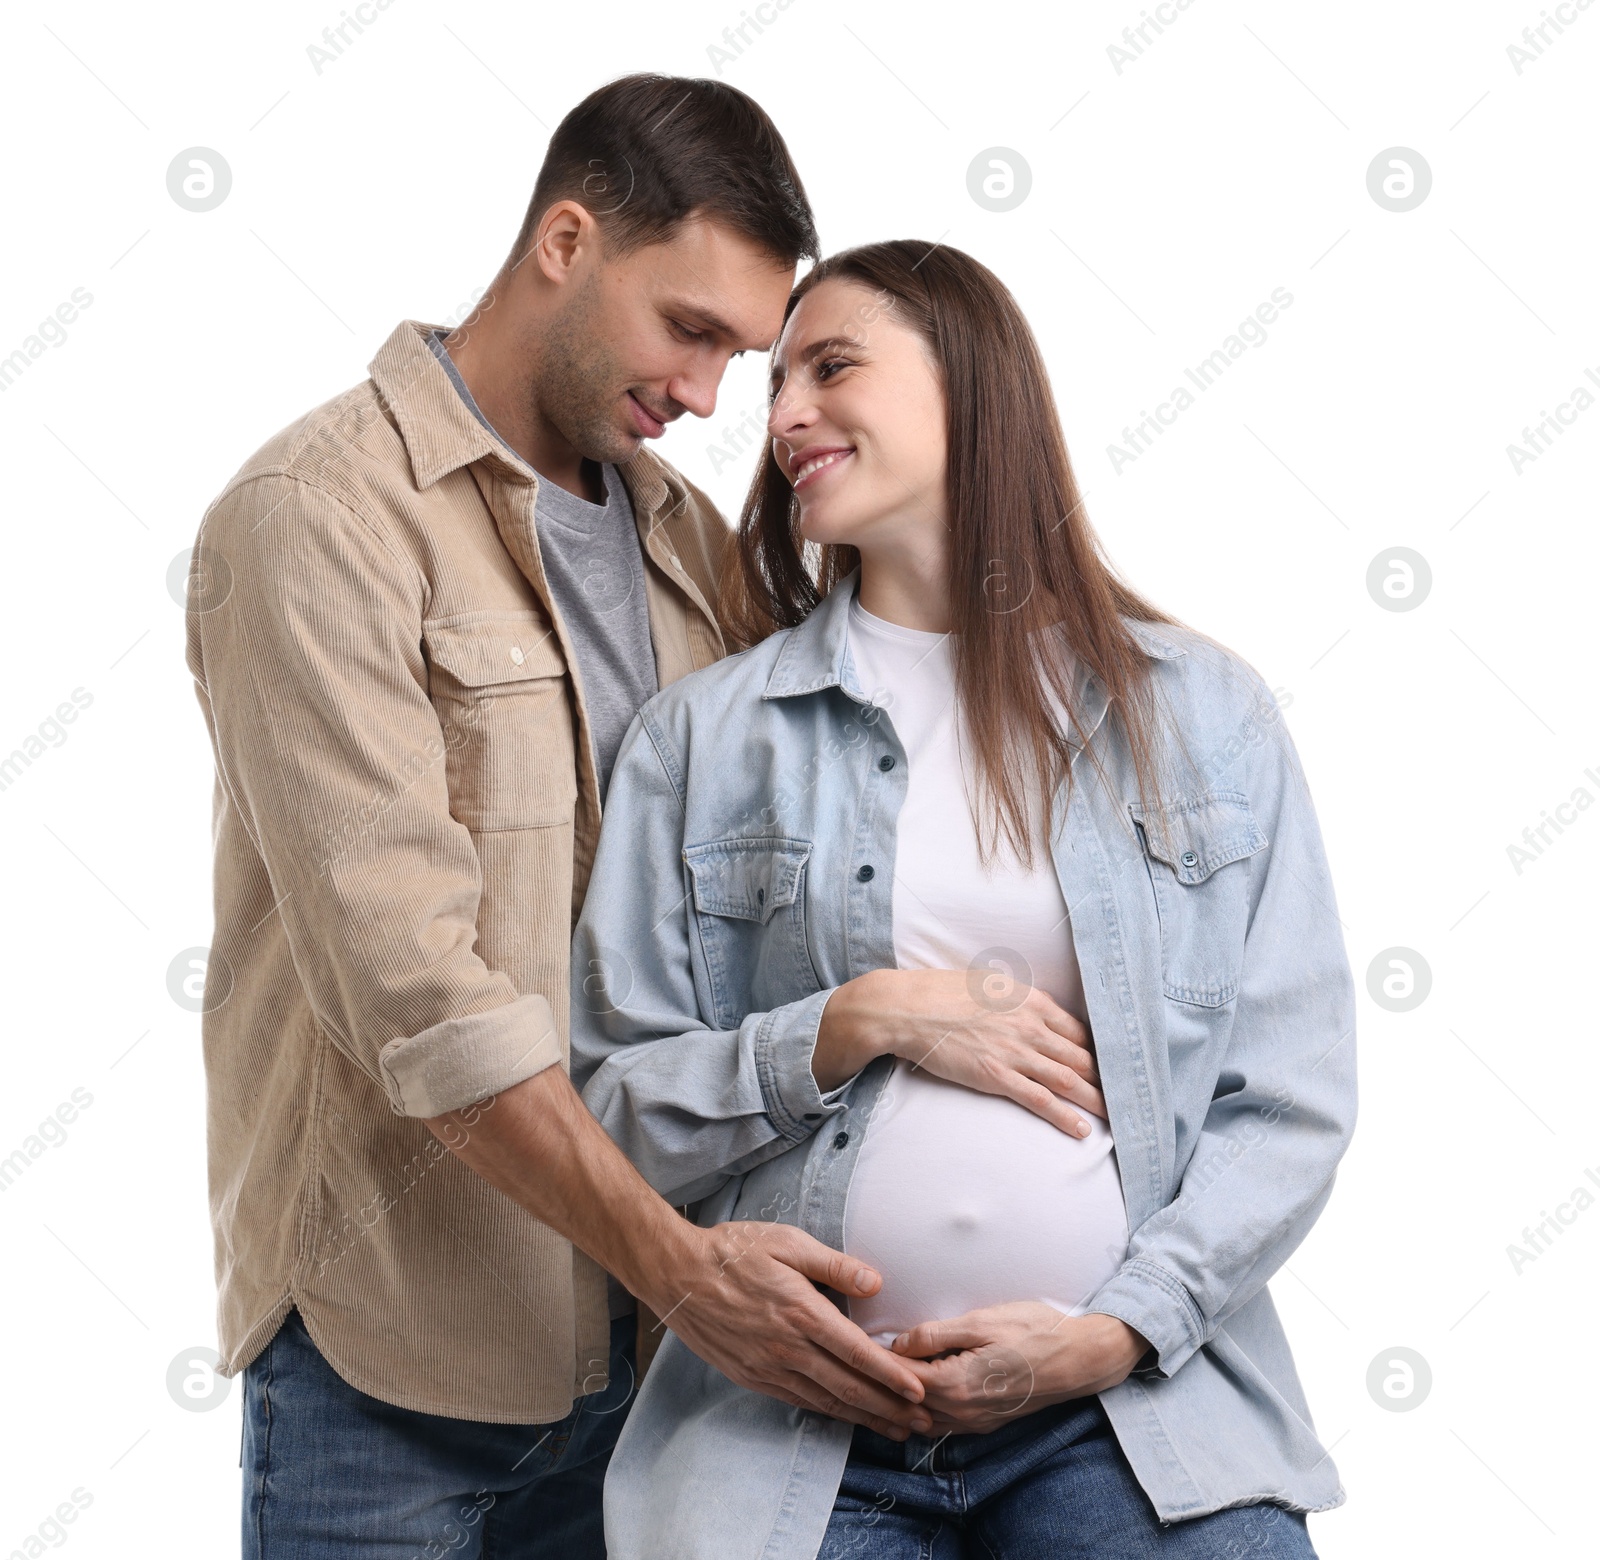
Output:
top-left (791, 445), bottom-right (855, 491)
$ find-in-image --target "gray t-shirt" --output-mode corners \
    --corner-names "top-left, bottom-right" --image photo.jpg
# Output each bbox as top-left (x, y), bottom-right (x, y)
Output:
top-left (427, 329), bottom-right (658, 801)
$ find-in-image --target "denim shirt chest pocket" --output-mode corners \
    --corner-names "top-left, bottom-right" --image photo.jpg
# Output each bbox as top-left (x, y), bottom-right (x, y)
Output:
top-left (683, 837), bottom-right (823, 1030)
top-left (1129, 790), bottom-right (1268, 1007)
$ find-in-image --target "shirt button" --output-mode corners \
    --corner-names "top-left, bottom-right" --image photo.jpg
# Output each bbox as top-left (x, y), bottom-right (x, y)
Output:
top-left (832, 1131), bottom-right (850, 1149)
top-left (877, 755), bottom-right (895, 771)
top-left (510, 645), bottom-right (525, 665)
top-left (1181, 851), bottom-right (1199, 868)
top-left (857, 864), bottom-right (875, 882)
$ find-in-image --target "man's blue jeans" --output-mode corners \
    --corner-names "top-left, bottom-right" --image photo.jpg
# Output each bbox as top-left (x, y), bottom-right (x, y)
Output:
top-left (820, 1394), bottom-right (1319, 1558)
top-left (241, 1308), bottom-right (637, 1558)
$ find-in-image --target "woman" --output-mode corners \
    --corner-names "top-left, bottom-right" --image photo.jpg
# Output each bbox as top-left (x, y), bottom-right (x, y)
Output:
top-left (570, 241), bottom-right (1356, 1559)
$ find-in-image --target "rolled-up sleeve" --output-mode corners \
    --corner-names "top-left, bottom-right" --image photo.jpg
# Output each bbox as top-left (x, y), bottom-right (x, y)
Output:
top-left (571, 709), bottom-right (847, 1206)
top-left (1089, 683), bottom-right (1358, 1376)
top-left (189, 473), bottom-right (561, 1117)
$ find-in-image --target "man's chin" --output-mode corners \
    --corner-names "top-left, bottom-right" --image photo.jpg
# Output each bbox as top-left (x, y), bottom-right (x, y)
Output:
top-left (602, 433), bottom-right (646, 466)
top-left (561, 418), bottom-right (643, 469)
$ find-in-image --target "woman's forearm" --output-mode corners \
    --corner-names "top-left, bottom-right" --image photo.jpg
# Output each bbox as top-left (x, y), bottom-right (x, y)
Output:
top-left (810, 968), bottom-right (1105, 1135)
top-left (811, 971), bottom-right (891, 1090)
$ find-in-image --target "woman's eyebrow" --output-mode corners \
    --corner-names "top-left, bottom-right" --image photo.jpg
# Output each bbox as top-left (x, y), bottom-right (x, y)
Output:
top-left (768, 335), bottom-right (862, 391)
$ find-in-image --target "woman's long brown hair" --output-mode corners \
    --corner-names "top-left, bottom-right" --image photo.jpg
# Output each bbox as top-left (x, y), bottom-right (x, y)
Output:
top-left (720, 239), bottom-right (1190, 866)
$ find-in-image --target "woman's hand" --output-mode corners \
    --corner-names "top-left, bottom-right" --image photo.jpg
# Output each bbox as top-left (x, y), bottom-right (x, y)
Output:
top-left (812, 968), bottom-right (1105, 1136)
top-left (889, 1303), bottom-right (1149, 1434)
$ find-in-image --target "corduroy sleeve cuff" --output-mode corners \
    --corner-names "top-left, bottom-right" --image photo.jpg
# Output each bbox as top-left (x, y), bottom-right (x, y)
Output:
top-left (752, 986), bottom-right (849, 1140)
top-left (377, 993), bottom-right (564, 1117)
top-left (1087, 1257), bottom-right (1210, 1379)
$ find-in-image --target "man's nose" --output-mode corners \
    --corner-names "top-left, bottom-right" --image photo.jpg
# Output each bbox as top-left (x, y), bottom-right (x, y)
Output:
top-left (668, 367), bottom-right (720, 421)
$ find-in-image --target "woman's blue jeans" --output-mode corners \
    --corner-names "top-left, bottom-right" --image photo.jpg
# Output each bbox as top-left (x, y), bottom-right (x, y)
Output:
top-left (820, 1393), bottom-right (1319, 1559)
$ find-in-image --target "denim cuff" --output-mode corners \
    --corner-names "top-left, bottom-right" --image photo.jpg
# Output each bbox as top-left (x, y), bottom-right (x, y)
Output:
top-left (1087, 1257), bottom-right (1209, 1378)
top-left (752, 986), bottom-right (848, 1140)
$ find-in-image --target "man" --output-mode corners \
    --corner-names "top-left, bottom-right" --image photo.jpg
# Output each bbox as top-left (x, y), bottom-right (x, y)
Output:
top-left (185, 74), bottom-right (931, 1557)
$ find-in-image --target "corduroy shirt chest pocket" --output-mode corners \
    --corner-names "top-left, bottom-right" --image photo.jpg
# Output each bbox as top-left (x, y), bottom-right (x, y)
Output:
top-left (683, 838), bottom-right (822, 1030)
top-left (1129, 790), bottom-right (1268, 1007)
top-left (422, 611), bottom-right (577, 831)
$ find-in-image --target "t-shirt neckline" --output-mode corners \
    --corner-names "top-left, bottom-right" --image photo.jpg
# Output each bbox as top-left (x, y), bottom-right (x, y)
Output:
top-left (848, 594), bottom-right (952, 648)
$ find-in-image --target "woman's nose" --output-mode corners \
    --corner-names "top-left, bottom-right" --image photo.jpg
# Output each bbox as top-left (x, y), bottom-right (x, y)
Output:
top-left (768, 387), bottom-right (815, 440)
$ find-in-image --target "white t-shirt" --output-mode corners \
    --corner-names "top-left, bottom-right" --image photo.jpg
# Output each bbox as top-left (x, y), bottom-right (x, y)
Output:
top-left (841, 597), bottom-right (1130, 1345)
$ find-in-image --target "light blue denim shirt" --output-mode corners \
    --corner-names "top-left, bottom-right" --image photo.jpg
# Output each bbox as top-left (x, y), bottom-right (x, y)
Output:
top-left (572, 570), bottom-right (1357, 1560)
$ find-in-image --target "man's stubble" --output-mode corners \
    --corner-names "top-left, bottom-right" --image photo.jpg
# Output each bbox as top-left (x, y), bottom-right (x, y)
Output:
top-left (532, 272), bottom-right (639, 468)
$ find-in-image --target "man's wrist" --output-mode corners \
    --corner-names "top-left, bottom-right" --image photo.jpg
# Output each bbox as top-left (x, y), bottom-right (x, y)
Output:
top-left (612, 1200), bottom-right (706, 1315)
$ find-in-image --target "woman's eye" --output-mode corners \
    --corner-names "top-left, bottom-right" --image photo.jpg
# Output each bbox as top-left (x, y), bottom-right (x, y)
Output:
top-left (814, 357), bottom-right (850, 382)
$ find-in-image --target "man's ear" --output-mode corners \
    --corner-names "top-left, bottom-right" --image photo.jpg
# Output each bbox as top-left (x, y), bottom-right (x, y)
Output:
top-left (529, 201), bottom-right (594, 286)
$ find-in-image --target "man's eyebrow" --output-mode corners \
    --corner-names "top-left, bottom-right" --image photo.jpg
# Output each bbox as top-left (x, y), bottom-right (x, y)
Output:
top-left (769, 335), bottom-right (863, 388)
top-left (669, 301), bottom-right (739, 338)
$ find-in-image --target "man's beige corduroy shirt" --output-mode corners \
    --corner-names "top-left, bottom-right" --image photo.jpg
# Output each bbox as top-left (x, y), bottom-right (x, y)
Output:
top-left (185, 320), bottom-right (728, 1422)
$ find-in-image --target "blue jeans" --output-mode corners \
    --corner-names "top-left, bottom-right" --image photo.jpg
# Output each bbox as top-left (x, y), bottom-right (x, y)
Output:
top-left (820, 1395), bottom-right (1318, 1559)
top-left (241, 1308), bottom-right (636, 1558)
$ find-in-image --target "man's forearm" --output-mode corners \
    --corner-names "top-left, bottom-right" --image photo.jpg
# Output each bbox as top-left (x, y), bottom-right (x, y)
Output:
top-left (423, 1062), bottom-right (698, 1312)
top-left (424, 1060), bottom-right (936, 1436)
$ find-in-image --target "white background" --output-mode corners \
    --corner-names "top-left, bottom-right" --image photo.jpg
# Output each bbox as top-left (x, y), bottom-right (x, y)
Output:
top-left (2, 0), bottom-right (1596, 1553)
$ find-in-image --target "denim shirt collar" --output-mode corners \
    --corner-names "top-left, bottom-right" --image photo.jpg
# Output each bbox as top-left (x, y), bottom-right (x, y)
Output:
top-left (760, 568), bottom-right (871, 703)
top-left (761, 567), bottom-right (1189, 749)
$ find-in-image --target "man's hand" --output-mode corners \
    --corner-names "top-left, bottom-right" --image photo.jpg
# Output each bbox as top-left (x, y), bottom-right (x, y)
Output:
top-left (644, 1221), bottom-right (934, 1440)
top-left (425, 1065), bottom-right (933, 1439)
top-left (813, 968), bottom-right (1106, 1137)
top-left (889, 1303), bottom-right (1148, 1434)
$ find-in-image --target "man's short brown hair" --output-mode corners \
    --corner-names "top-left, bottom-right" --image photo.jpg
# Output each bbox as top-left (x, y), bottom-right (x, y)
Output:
top-left (512, 74), bottom-right (819, 268)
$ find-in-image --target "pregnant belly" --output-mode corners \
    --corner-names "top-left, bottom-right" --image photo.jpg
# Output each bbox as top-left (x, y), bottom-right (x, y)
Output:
top-left (843, 1061), bottom-right (1130, 1346)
